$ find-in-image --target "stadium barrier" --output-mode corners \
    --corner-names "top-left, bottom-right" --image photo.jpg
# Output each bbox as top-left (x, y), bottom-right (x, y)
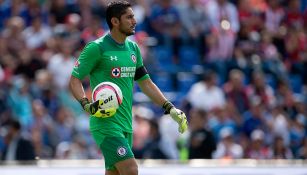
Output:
top-left (1, 159), bottom-right (307, 175)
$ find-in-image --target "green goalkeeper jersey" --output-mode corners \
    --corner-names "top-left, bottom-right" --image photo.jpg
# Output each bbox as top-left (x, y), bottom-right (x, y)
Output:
top-left (72, 33), bottom-right (149, 133)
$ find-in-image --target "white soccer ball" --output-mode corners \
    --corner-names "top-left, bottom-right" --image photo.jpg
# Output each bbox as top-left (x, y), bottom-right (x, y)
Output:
top-left (92, 82), bottom-right (123, 110)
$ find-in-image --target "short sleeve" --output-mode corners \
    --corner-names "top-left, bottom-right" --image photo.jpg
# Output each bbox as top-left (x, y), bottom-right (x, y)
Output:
top-left (71, 42), bottom-right (101, 80)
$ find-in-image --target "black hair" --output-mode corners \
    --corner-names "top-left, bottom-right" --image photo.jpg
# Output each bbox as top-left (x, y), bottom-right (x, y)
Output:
top-left (106, 1), bottom-right (131, 29)
top-left (9, 119), bottom-right (21, 131)
top-left (202, 69), bottom-right (217, 82)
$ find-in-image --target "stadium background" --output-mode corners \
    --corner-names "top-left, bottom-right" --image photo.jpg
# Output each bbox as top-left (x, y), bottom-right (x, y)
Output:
top-left (0, 0), bottom-right (306, 173)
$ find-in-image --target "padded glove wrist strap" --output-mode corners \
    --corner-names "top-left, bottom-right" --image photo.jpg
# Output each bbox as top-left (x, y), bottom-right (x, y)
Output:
top-left (79, 97), bottom-right (90, 109)
top-left (162, 101), bottom-right (174, 114)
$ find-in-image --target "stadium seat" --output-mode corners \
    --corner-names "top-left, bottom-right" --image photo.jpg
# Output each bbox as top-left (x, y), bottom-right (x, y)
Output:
top-left (152, 46), bottom-right (178, 72)
top-left (177, 72), bottom-right (198, 93)
top-left (152, 73), bottom-right (174, 92)
top-left (265, 74), bottom-right (277, 89)
top-left (289, 74), bottom-right (303, 93)
top-left (178, 46), bottom-right (201, 71)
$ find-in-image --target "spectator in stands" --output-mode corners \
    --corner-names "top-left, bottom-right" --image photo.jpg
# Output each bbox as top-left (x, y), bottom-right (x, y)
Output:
top-left (2, 16), bottom-right (26, 55)
top-left (1, 119), bottom-right (35, 161)
top-left (213, 127), bottom-right (243, 159)
top-left (14, 48), bottom-right (45, 80)
top-left (265, 0), bottom-right (285, 36)
top-left (133, 31), bottom-right (158, 73)
top-left (208, 104), bottom-right (241, 140)
top-left (268, 106), bottom-right (290, 146)
top-left (7, 76), bottom-right (33, 128)
top-left (260, 30), bottom-right (287, 79)
top-left (223, 69), bottom-right (249, 113)
top-left (148, 0), bottom-right (182, 61)
top-left (30, 99), bottom-right (55, 158)
top-left (265, 0), bottom-right (287, 58)
top-left (285, 0), bottom-right (304, 29)
top-left (130, 0), bottom-right (150, 31)
top-left (178, 0), bottom-right (211, 59)
top-left (245, 129), bottom-right (273, 159)
top-left (188, 109), bottom-right (216, 159)
top-left (289, 109), bottom-right (306, 157)
top-left (142, 119), bottom-right (168, 159)
top-left (53, 106), bottom-right (75, 144)
top-left (62, 13), bottom-right (82, 48)
top-left (49, 0), bottom-right (75, 25)
top-left (298, 137), bottom-right (307, 159)
top-left (22, 16), bottom-right (51, 50)
top-left (275, 79), bottom-right (296, 115)
top-left (246, 71), bottom-right (276, 108)
top-left (186, 70), bottom-right (226, 112)
top-left (159, 113), bottom-right (181, 159)
top-left (206, 0), bottom-right (239, 62)
top-left (272, 135), bottom-right (293, 159)
top-left (0, 0), bottom-right (30, 28)
top-left (237, 0), bottom-right (264, 32)
top-left (284, 25), bottom-right (306, 76)
top-left (242, 98), bottom-right (268, 137)
top-left (132, 105), bottom-right (153, 158)
top-left (30, 69), bottom-right (54, 104)
top-left (47, 39), bottom-right (76, 90)
top-left (81, 15), bottom-right (105, 44)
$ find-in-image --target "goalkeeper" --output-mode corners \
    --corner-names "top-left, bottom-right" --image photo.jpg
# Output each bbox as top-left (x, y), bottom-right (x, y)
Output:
top-left (69, 1), bottom-right (188, 175)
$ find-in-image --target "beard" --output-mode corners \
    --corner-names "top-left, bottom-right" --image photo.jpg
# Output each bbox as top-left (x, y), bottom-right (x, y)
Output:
top-left (119, 24), bottom-right (135, 36)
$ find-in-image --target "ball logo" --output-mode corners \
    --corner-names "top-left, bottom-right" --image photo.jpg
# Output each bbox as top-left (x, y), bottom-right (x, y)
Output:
top-left (131, 54), bottom-right (136, 63)
top-left (98, 95), bottom-right (113, 105)
top-left (111, 68), bottom-right (121, 78)
top-left (117, 146), bottom-right (127, 157)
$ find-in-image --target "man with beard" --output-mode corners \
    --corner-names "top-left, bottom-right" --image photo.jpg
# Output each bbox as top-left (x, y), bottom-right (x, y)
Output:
top-left (69, 1), bottom-right (188, 175)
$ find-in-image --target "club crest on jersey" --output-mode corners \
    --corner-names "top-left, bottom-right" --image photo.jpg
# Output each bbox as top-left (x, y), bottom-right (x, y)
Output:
top-left (117, 146), bottom-right (127, 157)
top-left (111, 67), bottom-right (121, 78)
top-left (131, 54), bottom-right (136, 63)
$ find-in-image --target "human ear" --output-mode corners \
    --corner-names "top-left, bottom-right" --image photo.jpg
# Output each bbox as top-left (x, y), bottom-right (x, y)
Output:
top-left (111, 17), bottom-right (120, 27)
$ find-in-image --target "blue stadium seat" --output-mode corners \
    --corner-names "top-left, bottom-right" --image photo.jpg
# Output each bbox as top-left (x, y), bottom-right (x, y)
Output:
top-left (152, 73), bottom-right (174, 92)
top-left (265, 74), bottom-right (277, 89)
top-left (152, 46), bottom-right (177, 72)
top-left (289, 74), bottom-right (303, 93)
top-left (177, 72), bottom-right (198, 93)
top-left (178, 46), bottom-right (201, 71)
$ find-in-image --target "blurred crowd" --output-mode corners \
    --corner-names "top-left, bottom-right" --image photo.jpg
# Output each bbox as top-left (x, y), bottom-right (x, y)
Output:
top-left (0, 0), bottom-right (307, 161)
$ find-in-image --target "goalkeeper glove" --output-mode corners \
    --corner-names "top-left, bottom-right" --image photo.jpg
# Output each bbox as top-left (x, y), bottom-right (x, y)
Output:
top-left (79, 98), bottom-right (116, 118)
top-left (163, 101), bottom-right (188, 134)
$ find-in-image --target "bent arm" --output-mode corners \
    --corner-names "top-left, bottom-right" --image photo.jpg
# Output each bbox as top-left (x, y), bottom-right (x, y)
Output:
top-left (137, 78), bottom-right (167, 107)
top-left (69, 75), bottom-right (87, 102)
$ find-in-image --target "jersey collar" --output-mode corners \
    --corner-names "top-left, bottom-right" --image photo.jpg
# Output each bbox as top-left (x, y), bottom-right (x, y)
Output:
top-left (107, 33), bottom-right (126, 48)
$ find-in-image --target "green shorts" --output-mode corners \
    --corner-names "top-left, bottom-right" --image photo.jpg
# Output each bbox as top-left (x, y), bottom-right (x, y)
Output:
top-left (91, 129), bottom-right (134, 170)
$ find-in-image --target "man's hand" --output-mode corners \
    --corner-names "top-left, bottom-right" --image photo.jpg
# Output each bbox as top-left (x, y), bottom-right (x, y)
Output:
top-left (163, 101), bottom-right (188, 134)
top-left (170, 108), bottom-right (188, 134)
top-left (79, 98), bottom-right (116, 118)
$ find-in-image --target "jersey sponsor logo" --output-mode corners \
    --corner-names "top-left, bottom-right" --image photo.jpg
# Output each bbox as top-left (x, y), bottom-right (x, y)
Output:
top-left (110, 67), bottom-right (135, 78)
top-left (131, 54), bottom-right (136, 63)
top-left (121, 67), bottom-right (135, 78)
top-left (111, 67), bottom-right (121, 78)
top-left (74, 60), bottom-right (80, 67)
top-left (117, 146), bottom-right (127, 157)
top-left (110, 56), bottom-right (118, 61)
